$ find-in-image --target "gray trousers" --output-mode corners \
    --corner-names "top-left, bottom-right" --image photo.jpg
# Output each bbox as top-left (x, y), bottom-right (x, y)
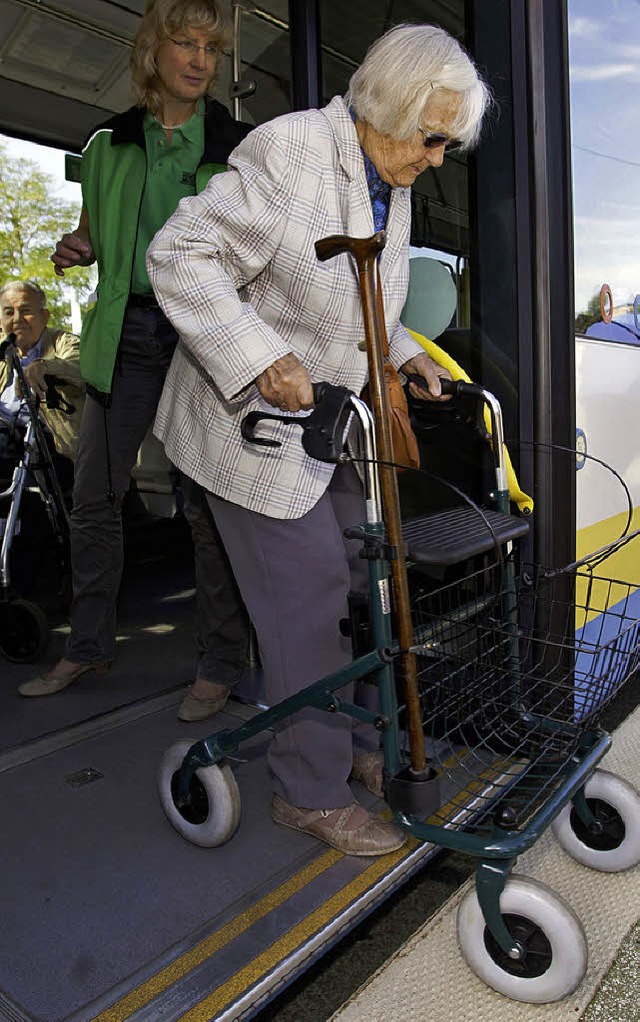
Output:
top-left (66, 303), bottom-right (248, 676)
top-left (207, 464), bottom-right (378, 809)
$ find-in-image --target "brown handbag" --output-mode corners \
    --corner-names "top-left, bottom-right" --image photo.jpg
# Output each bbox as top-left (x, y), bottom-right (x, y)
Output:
top-left (361, 267), bottom-right (420, 472)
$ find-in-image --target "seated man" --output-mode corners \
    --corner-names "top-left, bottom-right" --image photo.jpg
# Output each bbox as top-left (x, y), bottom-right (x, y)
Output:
top-left (0, 280), bottom-right (84, 488)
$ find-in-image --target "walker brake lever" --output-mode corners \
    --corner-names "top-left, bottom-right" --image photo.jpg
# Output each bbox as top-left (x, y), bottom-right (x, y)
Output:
top-left (240, 382), bottom-right (354, 463)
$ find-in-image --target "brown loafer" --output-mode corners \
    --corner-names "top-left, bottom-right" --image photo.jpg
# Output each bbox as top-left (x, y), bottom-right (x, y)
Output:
top-left (351, 750), bottom-right (384, 798)
top-left (177, 685), bottom-right (231, 722)
top-left (18, 659), bottom-right (110, 698)
top-left (270, 794), bottom-right (406, 856)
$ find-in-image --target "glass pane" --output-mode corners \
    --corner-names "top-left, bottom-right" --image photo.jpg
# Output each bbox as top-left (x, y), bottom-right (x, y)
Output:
top-left (231, 2), bottom-right (292, 124)
top-left (316, 3), bottom-right (516, 513)
top-left (569, 2), bottom-right (640, 345)
top-left (319, 1), bottom-right (469, 311)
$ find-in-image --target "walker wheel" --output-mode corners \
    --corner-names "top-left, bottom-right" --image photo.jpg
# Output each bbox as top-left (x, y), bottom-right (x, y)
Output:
top-left (0, 599), bottom-right (49, 663)
top-left (158, 740), bottom-right (241, 847)
top-left (552, 769), bottom-right (640, 871)
top-left (457, 874), bottom-right (587, 1002)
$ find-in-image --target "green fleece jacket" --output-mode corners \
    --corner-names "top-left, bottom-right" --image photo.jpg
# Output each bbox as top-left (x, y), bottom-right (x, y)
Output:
top-left (80, 100), bottom-right (251, 396)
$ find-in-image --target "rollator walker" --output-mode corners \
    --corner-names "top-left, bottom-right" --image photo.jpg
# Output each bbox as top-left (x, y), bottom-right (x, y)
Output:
top-left (157, 233), bottom-right (640, 1004)
top-left (0, 332), bottom-right (71, 662)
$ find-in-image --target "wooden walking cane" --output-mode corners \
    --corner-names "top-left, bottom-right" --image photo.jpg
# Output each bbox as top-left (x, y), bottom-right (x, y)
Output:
top-left (315, 231), bottom-right (427, 777)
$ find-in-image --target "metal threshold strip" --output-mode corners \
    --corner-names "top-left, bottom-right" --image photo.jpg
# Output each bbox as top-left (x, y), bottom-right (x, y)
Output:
top-left (0, 695), bottom-right (260, 775)
top-left (88, 754), bottom-right (516, 1022)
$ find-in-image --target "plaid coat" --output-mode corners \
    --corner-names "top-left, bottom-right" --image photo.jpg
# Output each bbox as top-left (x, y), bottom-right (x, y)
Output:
top-left (148, 95), bottom-right (423, 518)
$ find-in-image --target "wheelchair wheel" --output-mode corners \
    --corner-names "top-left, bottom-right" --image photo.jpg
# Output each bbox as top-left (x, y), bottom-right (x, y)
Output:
top-left (552, 769), bottom-right (640, 871)
top-left (0, 599), bottom-right (49, 663)
top-left (158, 740), bottom-right (241, 847)
top-left (457, 874), bottom-right (587, 1003)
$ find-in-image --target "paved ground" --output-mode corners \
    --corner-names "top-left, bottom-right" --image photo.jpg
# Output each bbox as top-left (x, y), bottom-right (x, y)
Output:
top-left (252, 676), bottom-right (640, 1022)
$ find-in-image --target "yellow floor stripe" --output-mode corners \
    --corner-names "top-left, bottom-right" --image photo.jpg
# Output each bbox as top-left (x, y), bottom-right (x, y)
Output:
top-left (176, 758), bottom-right (510, 1021)
top-left (176, 838), bottom-right (422, 1022)
top-left (92, 753), bottom-right (502, 1022)
top-left (90, 847), bottom-right (342, 1021)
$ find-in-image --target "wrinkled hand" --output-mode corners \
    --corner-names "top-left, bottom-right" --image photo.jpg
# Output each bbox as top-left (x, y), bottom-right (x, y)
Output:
top-left (21, 359), bottom-right (48, 401)
top-left (255, 353), bottom-right (314, 412)
top-left (400, 352), bottom-right (452, 402)
top-left (51, 231), bottom-right (95, 277)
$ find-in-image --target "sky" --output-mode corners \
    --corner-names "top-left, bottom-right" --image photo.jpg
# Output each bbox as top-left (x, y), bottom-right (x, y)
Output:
top-left (1, 133), bottom-right (89, 330)
top-left (1, 132), bottom-right (81, 205)
top-left (567, 1), bottom-right (640, 317)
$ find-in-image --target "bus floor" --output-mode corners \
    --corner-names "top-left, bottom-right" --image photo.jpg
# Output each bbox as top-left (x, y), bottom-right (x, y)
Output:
top-left (0, 511), bottom-right (452, 1022)
top-left (1, 511), bottom-right (637, 1022)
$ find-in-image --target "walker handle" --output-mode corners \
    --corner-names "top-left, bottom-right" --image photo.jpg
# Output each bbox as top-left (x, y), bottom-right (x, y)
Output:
top-left (240, 382), bottom-right (354, 463)
top-left (405, 373), bottom-right (485, 399)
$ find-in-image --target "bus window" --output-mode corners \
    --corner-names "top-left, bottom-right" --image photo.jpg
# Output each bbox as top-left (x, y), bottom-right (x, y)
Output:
top-left (226, 1), bottom-right (293, 125)
top-left (319, 2), bottom-right (470, 258)
top-left (569, 1), bottom-right (640, 345)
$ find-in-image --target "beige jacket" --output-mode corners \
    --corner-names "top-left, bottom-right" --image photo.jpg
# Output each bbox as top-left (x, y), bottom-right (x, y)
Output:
top-left (0, 327), bottom-right (85, 460)
top-left (149, 96), bottom-right (422, 519)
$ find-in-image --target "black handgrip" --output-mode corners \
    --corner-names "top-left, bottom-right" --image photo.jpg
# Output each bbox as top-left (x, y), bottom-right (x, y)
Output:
top-left (240, 382), bottom-right (354, 463)
top-left (312, 381), bottom-right (328, 404)
top-left (45, 376), bottom-right (76, 414)
top-left (406, 373), bottom-right (485, 399)
top-left (0, 332), bottom-right (17, 359)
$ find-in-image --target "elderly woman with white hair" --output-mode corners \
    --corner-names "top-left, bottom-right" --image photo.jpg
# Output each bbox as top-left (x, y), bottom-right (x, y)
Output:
top-left (148, 23), bottom-right (491, 856)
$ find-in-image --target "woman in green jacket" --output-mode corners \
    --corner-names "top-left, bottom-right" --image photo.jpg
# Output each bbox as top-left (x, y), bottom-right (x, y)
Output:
top-left (20, 0), bottom-right (250, 716)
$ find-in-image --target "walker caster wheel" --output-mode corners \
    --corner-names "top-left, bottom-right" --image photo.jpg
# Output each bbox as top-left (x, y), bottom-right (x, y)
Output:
top-left (158, 740), bottom-right (241, 847)
top-left (457, 874), bottom-right (587, 1002)
top-left (552, 769), bottom-right (640, 871)
top-left (0, 599), bottom-right (49, 663)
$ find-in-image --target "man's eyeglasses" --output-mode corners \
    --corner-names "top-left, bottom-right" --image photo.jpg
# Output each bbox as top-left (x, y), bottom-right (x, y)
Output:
top-left (417, 126), bottom-right (463, 153)
top-left (167, 37), bottom-right (218, 59)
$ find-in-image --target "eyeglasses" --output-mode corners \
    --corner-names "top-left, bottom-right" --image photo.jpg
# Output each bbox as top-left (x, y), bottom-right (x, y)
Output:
top-left (417, 125), bottom-right (463, 153)
top-left (167, 37), bottom-right (218, 59)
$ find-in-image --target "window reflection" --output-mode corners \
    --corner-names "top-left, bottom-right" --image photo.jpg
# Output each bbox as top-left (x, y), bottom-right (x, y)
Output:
top-left (569, 1), bottom-right (640, 344)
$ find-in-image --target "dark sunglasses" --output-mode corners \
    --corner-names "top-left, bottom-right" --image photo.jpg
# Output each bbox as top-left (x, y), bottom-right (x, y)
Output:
top-left (417, 126), bottom-right (463, 153)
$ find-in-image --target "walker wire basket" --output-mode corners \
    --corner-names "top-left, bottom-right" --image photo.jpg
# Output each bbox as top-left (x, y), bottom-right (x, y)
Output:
top-left (403, 550), bottom-right (640, 837)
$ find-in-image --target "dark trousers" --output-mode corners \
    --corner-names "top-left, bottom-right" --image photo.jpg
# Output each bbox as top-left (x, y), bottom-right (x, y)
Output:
top-left (207, 463), bottom-right (378, 809)
top-left (66, 304), bottom-right (248, 674)
top-left (180, 473), bottom-right (249, 684)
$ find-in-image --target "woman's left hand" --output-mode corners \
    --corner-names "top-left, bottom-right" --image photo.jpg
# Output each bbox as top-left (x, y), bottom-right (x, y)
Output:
top-left (400, 352), bottom-right (452, 401)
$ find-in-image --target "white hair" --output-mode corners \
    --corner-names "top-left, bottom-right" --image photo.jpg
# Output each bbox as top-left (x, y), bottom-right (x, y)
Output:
top-left (0, 279), bottom-right (48, 310)
top-left (345, 23), bottom-right (492, 148)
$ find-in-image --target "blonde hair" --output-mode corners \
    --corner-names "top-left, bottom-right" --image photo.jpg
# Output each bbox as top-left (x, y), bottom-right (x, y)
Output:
top-left (130, 0), bottom-right (231, 115)
top-left (346, 23), bottom-right (491, 149)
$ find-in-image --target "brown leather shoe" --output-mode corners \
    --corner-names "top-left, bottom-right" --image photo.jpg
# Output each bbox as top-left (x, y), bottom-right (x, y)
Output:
top-left (351, 750), bottom-right (384, 798)
top-left (177, 685), bottom-right (230, 722)
top-left (270, 794), bottom-right (406, 856)
top-left (18, 658), bottom-right (110, 697)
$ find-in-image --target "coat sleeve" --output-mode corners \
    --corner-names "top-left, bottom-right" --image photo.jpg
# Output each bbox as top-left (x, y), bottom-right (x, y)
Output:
top-left (42, 331), bottom-right (85, 392)
top-left (147, 123), bottom-right (297, 401)
top-left (388, 319), bottom-right (425, 370)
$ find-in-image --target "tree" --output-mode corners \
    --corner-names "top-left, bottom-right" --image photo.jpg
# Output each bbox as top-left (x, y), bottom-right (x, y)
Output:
top-left (0, 140), bottom-right (96, 330)
top-left (574, 290), bottom-right (603, 336)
